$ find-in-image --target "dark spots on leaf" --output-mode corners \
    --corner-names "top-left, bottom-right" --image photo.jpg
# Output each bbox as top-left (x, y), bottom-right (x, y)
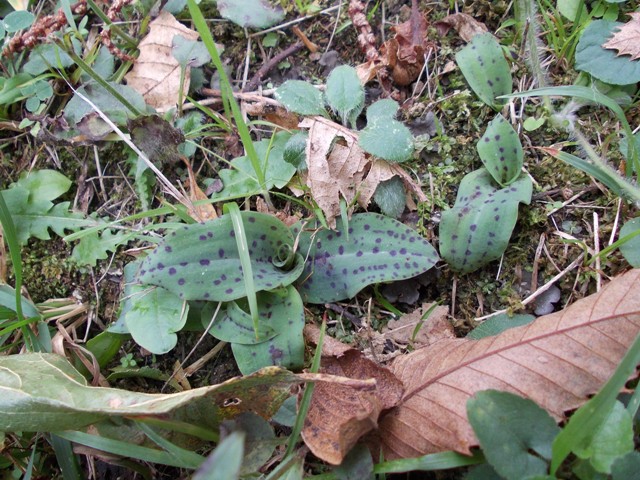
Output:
top-left (500, 156), bottom-right (505, 162)
top-left (364, 224), bottom-right (370, 230)
top-left (260, 234), bottom-right (267, 241)
top-left (330, 282), bottom-right (336, 288)
top-left (393, 263), bottom-right (400, 269)
top-left (494, 135), bottom-right (501, 141)
top-left (235, 277), bottom-right (241, 282)
top-left (200, 259), bottom-right (210, 266)
top-left (230, 230), bottom-right (235, 237)
top-left (376, 238), bottom-right (382, 244)
top-left (489, 232), bottom-right (496, 237)
top-left (169, 267), bottom-right (177, 275)
top-left (409, 237), bottom-right (415, 243)
top-left (338, 245), bottom-right (344, 255)
top-left (452, 234), bottom-right (458, 240)
top-left (164, 246), bottom-right (172, 253)
top-left (412, 261), bottom-right (419, 268)
top-left (221, 274), bottom-right (227, 281)
top-left (204, 293), bottom-right (210, 298)
top-left (327, 234), bottom-right (333, 240)
top-left (208, 231), bottom-right (213, 238)
top-left (495, 215), bottom-right (500, 221)
top-left (180, 261), bottom-right (188, 267)
top-left (484, 137), bottom-right (490, 142)
top-left (359, 266), bottom-right (365, 272)
top-left (316, 241), bottom-right (322, 249)
top-left (178, 278), bottom-right (185, 285)
top-left (199, 234), bottom-right (207, 241)
top-left (499, 147), bottom-right (504, 152)
top-left (342, 268), bottom-right (348, 275)
top-left (140, 269), bottom-right (147, 275)
top-left (248, 216), bottom-right (256, 223)
top-left (400, 248), bottom-right (407, 255)
top-left (470, 225), bottom-right (477, 232)
top-left (252, 240), bottom-right (258, 248)
top-left (372, 246), bottom-right (379, 253)
top-left (487, 80), bottom-right (494, 87)
top-left (225, 288), bottom-right (233, 294)
top-left (218, 249), bottom-right (225, 258)
top-left (390, 250), bottom-right (397, 256)
top-left (336, 231), bottom-right (342, 237)
top-left (356, 251), bottom-right (363, 257)
top-left (171, 232), bottom-right (177, 237)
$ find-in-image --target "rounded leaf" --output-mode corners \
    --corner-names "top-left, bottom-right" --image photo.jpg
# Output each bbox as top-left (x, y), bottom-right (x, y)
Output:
top-left (275, 80), bottom-right (326, 116)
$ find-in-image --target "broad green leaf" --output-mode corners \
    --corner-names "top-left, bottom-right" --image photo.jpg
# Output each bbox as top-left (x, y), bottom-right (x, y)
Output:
top-left (573, 400), bottom-right (634, 474)
top-left (0, 285), bottom-right (40, 319)
top-left (283, 130), bottom-right (308, 170)
top-left (275, 80), bottom-right (326, 116)
top-left (217, 0), bottom-right (284, 29)
top-left (232, 413), bottom-right (277, 475)
top-left (0, 170), bottom-right (91, 244)
top-left (123, 285), bottom-right (187, 355)
top-left (611, 452), bottom-right (640, 480)
top-left (373, 176), bottom-right (406, 219)
top-left (22, 40), bottom-right (81, 75)
top-left (2, 10), bottom-right (34, 32)
top-left (138, 211), bottom-right (304, 302)
top-left (467, 390), bottom-right (560, 480)
top-left (229, 287), bottom-right (305, 374)
top-left (575, 20), bottom-right (640, 85)
top-left (456, 33), bottom-right (512, 109)
top-left (557, 0), bottom-right (589, 22)
top-left (325, 65), bottom-right (364, 127)
top-left (619, 217), bottom-right (640, 267)
top-left (335, 443), bottom-right (374, 480)
top-left (0, 72), bottom-right (33, 106)
top-left (211, 131), bottom-right (297, 201)
top-left (193, 431), bottom-right (245, 480)
top-left (293, 213), bottom-right (439, 303)
top-left (64, 82), bottom-right (147, 125)
top-left (477, 114), bottom-right (523, 186)
top-left (203, 300), bottom-right (276, 345)
top-left (467, 313), bottom-right (535, 339)
top-left (171, 36), bottom-right (211, 67)
top-left (439, 169), bottom-right (532, 274)
top-left (358, 99), bottom-right (414, 163)
top-left (0, 353), bottom-right (300, 433)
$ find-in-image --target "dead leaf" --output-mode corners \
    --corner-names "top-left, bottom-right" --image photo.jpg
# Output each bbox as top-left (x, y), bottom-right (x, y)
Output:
top-left (377, 269), bottom-right (640, 458)
top-left (127, 115), bottom-right (184, 164)
top-left (243, 99), bottom-right (300, 130)
top-left (182, 157), bottom-right (217, 222)
top-left (302, 325), bottom-right (404, 465)
top-left (602, 12), bottom-right (640, 61)
top-left (383, 303), bottom-right (453, 347)
top-left (434, 13), bottom-right (489, 43)
top-left (124, 11), bottom-right (199, 111)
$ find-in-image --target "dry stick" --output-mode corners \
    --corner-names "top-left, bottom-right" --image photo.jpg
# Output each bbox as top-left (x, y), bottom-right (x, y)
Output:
top-left (475, 252), bottom-right (585, 322)
top-left (593, 212), bottom-right (601, 291)
top-left (530, 233), bottom-right (546, 293)
top-left (243, 42), bottom-right (304, 92)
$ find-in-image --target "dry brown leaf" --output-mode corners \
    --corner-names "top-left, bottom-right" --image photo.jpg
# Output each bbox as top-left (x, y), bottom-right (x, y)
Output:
top-left (377, 269), bottom-right (640, 458)
top-left (602, 12), bottom-right (640, 60)
top-left (383, 303), bottom-right (453, 347)
top-left (125, 11), bottom-right (199, 111)
top-left (181, 157), bottom-right (217, 222)
top-left (434, 13), bottom-right (489, 42)
top-left (302, 325), bottom-right (404, 465)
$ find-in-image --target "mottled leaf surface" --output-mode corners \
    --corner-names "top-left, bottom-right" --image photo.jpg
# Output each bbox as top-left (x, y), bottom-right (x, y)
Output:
top-left (293, 213), bottom-right (438, 303)
top-left (476, 114), bottom-right (523, 186)
top-left (139, 211), bottom-right (304, 302)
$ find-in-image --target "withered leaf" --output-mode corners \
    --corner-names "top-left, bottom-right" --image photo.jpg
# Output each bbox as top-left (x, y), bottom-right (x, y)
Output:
top-left (602, 12), bottom-right (640, 61)
top-left (378, 269), bottom-right (640, 458)
top-left (124, 11), bottom-right (199, 111)
top-left (383, 303), bottom-right (453, 347)
top-left (302, 325), bottom-right (404, 465)
top-left (434, 13), bottom-right (489, 43)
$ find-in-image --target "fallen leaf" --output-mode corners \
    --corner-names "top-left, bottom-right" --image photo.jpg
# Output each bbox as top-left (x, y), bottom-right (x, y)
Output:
top-left (434, 13), bottom-right (489, 42)
top-left (377, 269), bottom-right (640, 458)
top-left (182, 157), bottom-right (218, 222)
top-left (127, 114), bottom-right (184, 164)
top-left (124, 11), bottom-right (199, 111)
top-left (602, 12), bottom-right (640, 61)
top-left (383, 303), bottom-right (453, 347)
top-left (302, 325), bottom-right (404, 465)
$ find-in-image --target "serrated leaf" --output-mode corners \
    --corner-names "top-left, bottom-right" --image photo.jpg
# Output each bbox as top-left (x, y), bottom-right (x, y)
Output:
top-left (211, 131), bottom-right (297, 201)
top-left (71, 229), bottom-right (135, 267)
top-left (325, 65), bottom-right (365, 127)
top-left (0, 170), bottom-right (91, 244)
top-left (439, 169), bottom-right (532, 274)
top-left (468, 390), bottom-right (560, 480)
top-left (477, 114), bottom-right (523, 186)
top-left (456, 33), bottom-right (512, 109)
top-left (217, 0), bottom-right (284, 29)
top-left (138, 211), bottom-right (304, 302)
top-left (293, 213), bottom-right (439, 303)
top-left (576, 20), bottom-right (640, 85)
top-left (275, 80), bottom-right (326, 116)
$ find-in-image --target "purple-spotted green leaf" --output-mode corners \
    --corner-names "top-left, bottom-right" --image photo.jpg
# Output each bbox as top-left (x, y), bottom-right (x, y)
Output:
top-left (439, 168), bottom-right (532, 274)
top-left (138, 212), bottom-right (304, 302)
top-left (217, 0), bottom-right (284, 29)
top-left (292, 213), bottom-right (439, 303)
top-left (456, 33), bottom-right (512, 109)
top-left (477, 114), bottom-right (523, 186)
top-left (228, 286), bottom-right (305, 374)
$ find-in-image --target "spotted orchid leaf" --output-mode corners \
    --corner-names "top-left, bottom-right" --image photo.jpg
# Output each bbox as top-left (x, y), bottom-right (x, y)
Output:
top-left (439, 168), bottom-right (532, 274)
top-left (292, 213), bottom-right (439, 303)
top-left (477, 114), bottom-right (523, 186)
top-left (138, 212), bottom-right (304, 302)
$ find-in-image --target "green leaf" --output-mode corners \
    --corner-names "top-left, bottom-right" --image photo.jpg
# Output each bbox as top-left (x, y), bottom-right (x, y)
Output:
top-left (477, 114), bottom-right (523, 186)
top-left (325, 65), bottom-right (365, 127)
top-left (0, 170), bottom-right (91, 244)
top-left (373, 176), bottom-right (406, 219)
top-left (557, 0), bottom-right (590, 22)
top-left (123, 285), bottom-right (187, 355)
top-left (575, 20), bottom-right (640, 85)
top-left (275, 80), bottom-right (326, 116)
top-left (0, 352), bottom-right (299, 433)
top-left (439, 169), bottom-right (532, 274)
top-left (335, 443), bottom-right (374, 480)
top-left (2, 10), bottom-right (34, 32)
top-left (211, 131), bottom-right (297, 201)
top-left (358, 99), bottom-right (414, 163)
top-left (138, 211), bottom-right (304, 302)
top-left (171, 36), bottom-right (211, 67)
top-left (22, 40), bottom-right (80, 75)
top-left (619, 217), bottom-right (640, 267)
top-left (203, 300), bottom-right (276, 345)
top-left (64, 82), bottom-right (147, 125)
top-left (229, 287), bottom-right (305, 374)
top-left (283, 130), bottom-right (308, 170)
top-left (467, 390), bottom-right (560, 480)
top-left (293, 213), bottom-right (439, 303)
top-left (0, 285), bottom-right (40, 319)
top-left (71, 228), bottom-right (134, 266)
top-left (193, 431), bottom-right (245, 480)
top-left (216, 0), bottom-right (284, 29)
top-left (611, 452), bottom-right (640, 480)
top-left (573, 400), bottom-right (634, 474)
top-left (0, 72), bottom-right (33, 106)
top-left (467, 313), bottom-right (535, 339)
top-left (456, 33), bottom-right (512, 109)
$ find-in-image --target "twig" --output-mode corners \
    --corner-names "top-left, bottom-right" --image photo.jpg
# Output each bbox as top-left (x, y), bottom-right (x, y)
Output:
top-left (593, 212), bottom-right (601, 291)
top-left (243, 42), bottom-right (304, 92)
top-left (475, 253), bottom-right (585, 322)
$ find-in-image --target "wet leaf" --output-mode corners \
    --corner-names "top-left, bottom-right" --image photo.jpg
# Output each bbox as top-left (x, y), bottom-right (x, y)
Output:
top-left (377, 269), bottom-right (640, 458)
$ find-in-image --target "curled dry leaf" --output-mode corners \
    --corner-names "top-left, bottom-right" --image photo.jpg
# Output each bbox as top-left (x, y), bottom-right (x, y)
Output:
top-left (377, 269), bottom-right (640, 458)
top-left (602, 12), bottom-right (640, 61)
top-left (124, 11), bottom-right (199, 111)
top-left (301, 325), bottom-right (404, 465)
top-left (182, 157), bottom-right (218, 222)
top-left (434, 13), bottom-right (489, 43)
top-left (383, 302), bottom-right (453, 347)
